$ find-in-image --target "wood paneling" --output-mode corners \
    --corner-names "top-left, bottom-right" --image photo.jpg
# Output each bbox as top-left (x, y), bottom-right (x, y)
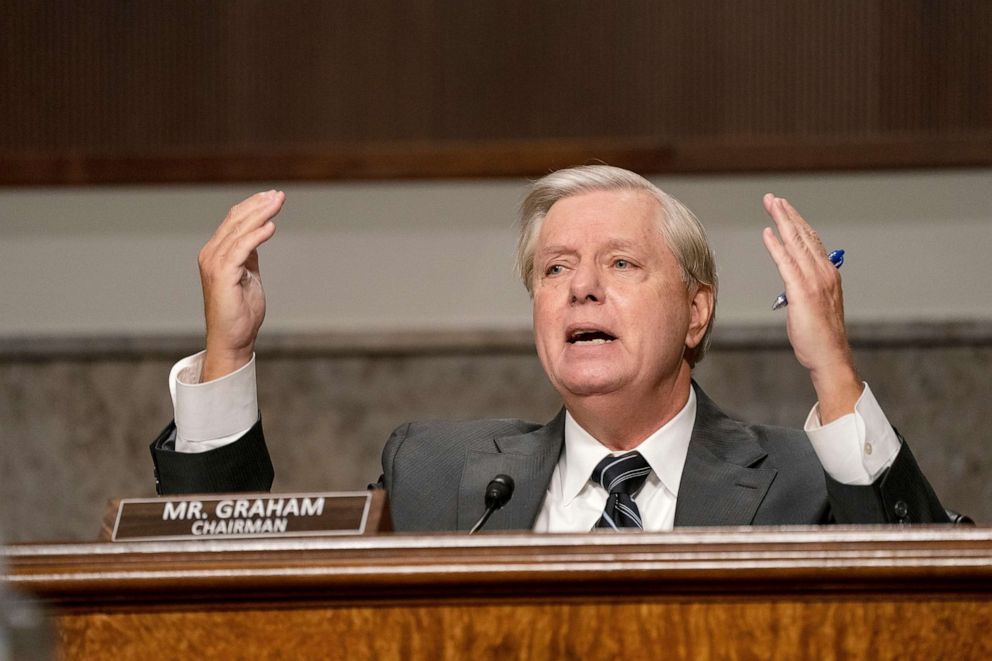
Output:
top-left (2, 1), bottom-right (990, 182)
top-left (54, 600), bottom-right (992, 660)
top-left (10, 527), bottom-right (992, 604)
top-left (7, 528), bottom-right (992, 659)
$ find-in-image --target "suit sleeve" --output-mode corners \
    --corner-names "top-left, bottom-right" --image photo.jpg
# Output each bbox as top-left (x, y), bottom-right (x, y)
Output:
top-left (149, 418), bottom-right (274, 495)
top-left (824, 437), bottom-right (951, 523)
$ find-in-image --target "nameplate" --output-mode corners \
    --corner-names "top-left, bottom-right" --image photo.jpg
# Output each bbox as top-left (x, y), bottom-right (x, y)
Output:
top-left (106, 491), bottom-right (387, 542)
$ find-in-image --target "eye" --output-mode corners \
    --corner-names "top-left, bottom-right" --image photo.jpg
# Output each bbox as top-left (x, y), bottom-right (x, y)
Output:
top-left (613, 259), bottom-right (631, 270)
top-left (545, 264), bottom-right (564, 276)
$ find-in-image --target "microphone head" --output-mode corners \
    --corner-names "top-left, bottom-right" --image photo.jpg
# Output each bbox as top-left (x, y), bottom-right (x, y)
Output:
top-left (484, 474), bottom-right (515, 511)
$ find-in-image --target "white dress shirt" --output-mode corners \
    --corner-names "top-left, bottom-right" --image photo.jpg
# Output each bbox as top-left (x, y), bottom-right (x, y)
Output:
top-left (169, 351), bottom-right (902, 530)
top-left (533, 389), bottom-right (697, 532)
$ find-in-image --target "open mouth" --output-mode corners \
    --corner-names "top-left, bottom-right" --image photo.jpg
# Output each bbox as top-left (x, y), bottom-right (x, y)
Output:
top-left (567, 329), bottom-right (617, 345)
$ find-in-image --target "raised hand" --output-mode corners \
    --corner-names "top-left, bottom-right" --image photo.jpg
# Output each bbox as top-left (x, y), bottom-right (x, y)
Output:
top-left (761, 194), bottom-right (862, 423)
top-left (197, 190), bottom-right (285, 382)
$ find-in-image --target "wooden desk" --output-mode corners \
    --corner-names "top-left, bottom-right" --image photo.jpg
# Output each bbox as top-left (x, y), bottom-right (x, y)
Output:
top-left (5, 527), bottom-right (992, 659)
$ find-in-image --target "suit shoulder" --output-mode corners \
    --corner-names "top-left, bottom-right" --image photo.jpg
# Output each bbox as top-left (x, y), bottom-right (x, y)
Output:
top-left (692, 383), bottom-right (818, 469)
top-left (743, 421), bottom-right (820, 467)
top-left (387, 417), bottom-right (543, 454)
top-left (379, 416), bottom-right (552, 531)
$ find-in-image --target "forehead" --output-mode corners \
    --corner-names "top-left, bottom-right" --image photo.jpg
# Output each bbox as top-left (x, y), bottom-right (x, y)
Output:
top-left (537, 189), bottom-right (666, 249)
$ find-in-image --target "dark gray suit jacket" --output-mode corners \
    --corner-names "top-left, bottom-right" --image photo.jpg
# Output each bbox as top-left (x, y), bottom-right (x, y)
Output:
top-left (151, 383), bottom-right (950, 530)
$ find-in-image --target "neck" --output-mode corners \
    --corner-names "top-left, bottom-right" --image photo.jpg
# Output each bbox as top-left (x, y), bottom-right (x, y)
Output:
top-left (564, 366), bottom-right (693, 451)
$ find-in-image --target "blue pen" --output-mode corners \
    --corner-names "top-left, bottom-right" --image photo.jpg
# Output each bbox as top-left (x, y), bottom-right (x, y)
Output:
top-left (772, 249), bottom-right (845, 310)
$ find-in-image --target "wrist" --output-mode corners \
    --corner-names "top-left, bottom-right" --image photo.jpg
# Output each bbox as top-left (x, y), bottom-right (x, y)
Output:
top-left (202, 345), bottom-right (253, 382)
top-left (809, 361), bottom-right (863, 424)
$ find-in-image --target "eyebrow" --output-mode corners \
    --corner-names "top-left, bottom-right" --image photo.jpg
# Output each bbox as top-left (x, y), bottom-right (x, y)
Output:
top-left (535, 244), bottom-right (574, 259)
top-left (536, 239), bottom-right (642, 259)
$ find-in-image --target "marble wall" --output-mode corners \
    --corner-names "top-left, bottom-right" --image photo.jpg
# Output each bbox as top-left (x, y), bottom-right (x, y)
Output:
top-left (2, 324), bottom-right (989, 542)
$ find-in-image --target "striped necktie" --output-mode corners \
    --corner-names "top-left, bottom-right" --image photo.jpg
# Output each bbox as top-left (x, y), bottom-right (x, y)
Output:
top-left (591, 451), bottom-right (651, 530)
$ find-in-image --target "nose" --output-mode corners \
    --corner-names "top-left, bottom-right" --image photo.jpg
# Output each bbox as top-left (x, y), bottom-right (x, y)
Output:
top-left (569, 262), bottom-right (604, 305)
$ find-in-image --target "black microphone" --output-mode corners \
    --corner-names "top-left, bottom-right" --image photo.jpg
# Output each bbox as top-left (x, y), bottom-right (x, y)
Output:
top-left (469, 474), bottom-right (515, 534)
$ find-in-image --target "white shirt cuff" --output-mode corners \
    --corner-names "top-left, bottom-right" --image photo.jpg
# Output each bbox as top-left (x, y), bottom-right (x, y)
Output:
top-left (170, 351), bottom-right (259, 453)
top-left (803, 383), bottom-right (901, 485)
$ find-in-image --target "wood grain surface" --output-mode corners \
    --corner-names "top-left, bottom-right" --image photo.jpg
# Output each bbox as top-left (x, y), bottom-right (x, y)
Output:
top-left (6, 527), bottom-right (992, 659)
top-left (3, 1), bottom-right (989, 183)
top-left (56, 598), bottom-right (992, 661)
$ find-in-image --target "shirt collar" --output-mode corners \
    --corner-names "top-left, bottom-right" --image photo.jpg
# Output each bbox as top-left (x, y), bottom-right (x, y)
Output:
top-left (561, 387), bottom-right (696, 505)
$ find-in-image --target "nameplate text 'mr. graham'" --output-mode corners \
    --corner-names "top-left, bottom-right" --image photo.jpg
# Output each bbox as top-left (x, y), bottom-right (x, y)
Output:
top-left (109, 492), bottom-right (377, 541)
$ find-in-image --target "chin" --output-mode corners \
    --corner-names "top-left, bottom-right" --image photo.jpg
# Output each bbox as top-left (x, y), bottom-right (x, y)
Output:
top-left (555, 371), bottom-right (627, 398)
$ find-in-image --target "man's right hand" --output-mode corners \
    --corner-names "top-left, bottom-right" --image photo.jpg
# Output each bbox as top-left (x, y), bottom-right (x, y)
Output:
top-left (198, 190), bottom-right (285, 382)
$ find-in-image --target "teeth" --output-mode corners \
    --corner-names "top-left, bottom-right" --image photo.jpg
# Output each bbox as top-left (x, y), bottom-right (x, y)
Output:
top-left (568, 328), bottom-right (616, 344)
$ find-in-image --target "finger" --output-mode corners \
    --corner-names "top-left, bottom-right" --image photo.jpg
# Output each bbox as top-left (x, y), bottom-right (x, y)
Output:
top-left (208, 190), bottom-right (276, 242)
top-left (764, 195), bottom-right (822, 277)
top-left (212, 191), bottom-right (285, 257)
top-left (205, 190), bottom-right (283, 255)
top-left (225, 220), bottom-right (277, 274)
top-left (218, 190), bottom-right (285, 244)
top-left (762, 225), bottom-right (799, 277)
top-left (199, 213), bottom-right (279, 290)
top-left (764, 194), bottom-right (806, 252)
top-left (781, 198), bottom-right (825, 255)
top-left (763, 226), bottom-right (819, 313)
top-left (762, 192), bottom-right (777, 216)
top-left (213, 223), bottom-right (276, 287)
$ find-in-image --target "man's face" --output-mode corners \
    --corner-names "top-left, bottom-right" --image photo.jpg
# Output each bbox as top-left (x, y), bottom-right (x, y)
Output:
top-left (532, 189), bottom-right (708, 402)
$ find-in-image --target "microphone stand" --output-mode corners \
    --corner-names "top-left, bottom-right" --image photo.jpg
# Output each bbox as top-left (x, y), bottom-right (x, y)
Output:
top-left (469, 474), bottom-right (515, 535)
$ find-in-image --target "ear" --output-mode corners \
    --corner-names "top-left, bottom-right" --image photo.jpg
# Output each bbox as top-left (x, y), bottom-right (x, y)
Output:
top-left (684, 284), bottom-right (715, 350)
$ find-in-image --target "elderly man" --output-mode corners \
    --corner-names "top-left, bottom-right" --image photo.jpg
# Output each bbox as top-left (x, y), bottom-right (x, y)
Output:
top-left (150, 165), bottom-right (949, 530)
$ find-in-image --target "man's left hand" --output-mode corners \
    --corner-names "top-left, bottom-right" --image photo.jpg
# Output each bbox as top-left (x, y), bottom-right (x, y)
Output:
top-left (761, 194), bottom-right (863, 423)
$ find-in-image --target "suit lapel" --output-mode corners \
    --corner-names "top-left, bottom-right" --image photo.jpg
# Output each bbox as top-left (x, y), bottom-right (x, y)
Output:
top-left (453, 384), bottom-right (776, 530)
top-left (674, 384), bottom-right (777, 526)
top-left (457, 410), bottom-right (565, 531)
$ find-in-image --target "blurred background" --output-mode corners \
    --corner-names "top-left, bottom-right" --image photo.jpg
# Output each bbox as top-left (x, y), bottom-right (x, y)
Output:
top-left (1, 1), bottom-right (990, 541)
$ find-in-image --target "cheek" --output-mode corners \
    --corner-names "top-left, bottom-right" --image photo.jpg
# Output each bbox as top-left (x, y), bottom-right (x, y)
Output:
top-left (532, 296), bottom-right (557, 344)
top-left (641, 287), bottom-right (692, 339)
top-left (532, 293), bottom-right (548, 321)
